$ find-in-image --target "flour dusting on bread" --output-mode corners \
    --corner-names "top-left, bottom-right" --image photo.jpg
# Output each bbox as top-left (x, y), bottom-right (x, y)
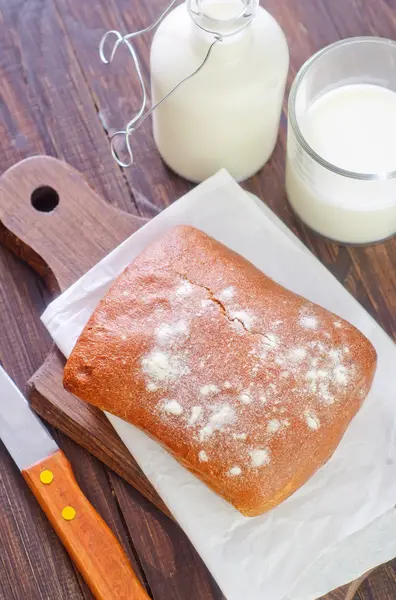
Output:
top-left (142, 350), bottom-right (190, 384)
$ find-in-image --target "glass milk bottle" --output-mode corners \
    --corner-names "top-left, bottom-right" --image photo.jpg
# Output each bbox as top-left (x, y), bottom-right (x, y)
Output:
top-left (150, 0), bottom-right (289, 182)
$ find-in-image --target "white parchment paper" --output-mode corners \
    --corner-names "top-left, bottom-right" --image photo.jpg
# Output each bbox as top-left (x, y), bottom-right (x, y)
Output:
top-left (42, 170), bottom-right (396, 600)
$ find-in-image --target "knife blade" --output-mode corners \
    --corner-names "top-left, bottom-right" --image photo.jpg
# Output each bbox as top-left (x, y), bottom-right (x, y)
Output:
top-left (0, 366), bottom-right (150, 600)
top-left (0, 366), bottom-right (58, 469)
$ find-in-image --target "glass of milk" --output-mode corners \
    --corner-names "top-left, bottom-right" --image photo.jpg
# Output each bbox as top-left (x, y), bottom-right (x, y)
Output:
top-left (286, 37), bottom-right (396, 244)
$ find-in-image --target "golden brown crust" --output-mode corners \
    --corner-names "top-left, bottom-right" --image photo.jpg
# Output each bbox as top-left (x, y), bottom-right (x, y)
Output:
top-left (64, 225), bottom-right (377, 517)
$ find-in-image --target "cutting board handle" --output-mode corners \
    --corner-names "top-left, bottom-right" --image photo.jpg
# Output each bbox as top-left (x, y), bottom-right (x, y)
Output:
top-left (0, 156), bottom-right (145, 294)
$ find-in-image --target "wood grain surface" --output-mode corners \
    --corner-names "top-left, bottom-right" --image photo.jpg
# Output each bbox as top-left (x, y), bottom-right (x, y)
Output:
top-left (1, 1), bottom-right (396, 600)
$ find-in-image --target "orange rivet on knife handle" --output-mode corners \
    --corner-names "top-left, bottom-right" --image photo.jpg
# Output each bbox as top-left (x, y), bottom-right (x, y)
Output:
top-left (40, 469), bottom-right (54, 485)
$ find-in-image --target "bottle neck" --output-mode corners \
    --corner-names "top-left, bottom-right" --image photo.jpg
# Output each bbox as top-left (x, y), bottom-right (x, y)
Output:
top-left (187, 0), bottom-right (259, 37)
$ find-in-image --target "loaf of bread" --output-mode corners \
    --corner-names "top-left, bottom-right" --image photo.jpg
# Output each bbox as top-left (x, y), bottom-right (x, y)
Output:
top-left (64, 226), bottom-right (377, 517)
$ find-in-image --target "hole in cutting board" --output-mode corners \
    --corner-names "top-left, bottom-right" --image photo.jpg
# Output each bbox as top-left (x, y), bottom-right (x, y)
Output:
top-left (31, 186), bottom-right (59, 213)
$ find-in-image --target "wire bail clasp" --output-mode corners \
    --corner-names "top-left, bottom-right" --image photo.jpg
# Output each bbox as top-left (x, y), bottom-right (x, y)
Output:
top-left (99, 0), bottom-right (223, 168)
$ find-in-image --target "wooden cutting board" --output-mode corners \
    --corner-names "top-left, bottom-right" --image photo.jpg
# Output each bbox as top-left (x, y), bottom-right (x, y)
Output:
top-left (0, 155), bottom-right (170, 518)
top-left (0, 155), bottom-right (373, 598)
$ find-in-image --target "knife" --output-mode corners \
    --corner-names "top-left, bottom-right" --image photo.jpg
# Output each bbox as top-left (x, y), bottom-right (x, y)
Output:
top-left (0, 365), bottom-right (150, 600)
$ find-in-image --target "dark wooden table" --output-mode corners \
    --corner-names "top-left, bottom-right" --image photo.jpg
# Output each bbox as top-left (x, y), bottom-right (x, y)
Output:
top-left (1, 1), bottom-right (396, 599)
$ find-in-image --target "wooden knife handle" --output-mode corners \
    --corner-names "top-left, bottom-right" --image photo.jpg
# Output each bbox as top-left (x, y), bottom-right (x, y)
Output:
top-left (22, 449), bottom-right (150, 600)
